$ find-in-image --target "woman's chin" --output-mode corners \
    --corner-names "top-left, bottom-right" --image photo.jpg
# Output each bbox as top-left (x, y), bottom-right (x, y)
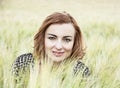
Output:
top-left (51, 56), bottom-right (64, 62)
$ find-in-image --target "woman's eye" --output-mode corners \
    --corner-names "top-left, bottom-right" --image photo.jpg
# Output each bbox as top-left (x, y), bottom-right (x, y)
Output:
top-left (48, 37), bottom-right (56, 40)
top-left (64, 38), bottom-right (71, 42)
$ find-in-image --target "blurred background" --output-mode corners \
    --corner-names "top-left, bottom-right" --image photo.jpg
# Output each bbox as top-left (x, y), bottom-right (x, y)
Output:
top-left (0, 0), bottom-right (120, 24)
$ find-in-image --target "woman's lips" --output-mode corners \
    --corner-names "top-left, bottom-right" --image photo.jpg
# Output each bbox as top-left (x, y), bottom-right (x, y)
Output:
top-left (52, 51), bottom-right (64, 57)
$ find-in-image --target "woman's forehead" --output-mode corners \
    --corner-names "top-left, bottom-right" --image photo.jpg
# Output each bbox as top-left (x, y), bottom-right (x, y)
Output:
top-left (46, 23), bottom-right (75, 37)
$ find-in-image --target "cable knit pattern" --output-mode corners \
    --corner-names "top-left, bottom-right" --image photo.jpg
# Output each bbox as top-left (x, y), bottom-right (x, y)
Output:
top-left (73, 60), bottom-right (90, 77)
top-left (12, 53), bottom-right (34, 76)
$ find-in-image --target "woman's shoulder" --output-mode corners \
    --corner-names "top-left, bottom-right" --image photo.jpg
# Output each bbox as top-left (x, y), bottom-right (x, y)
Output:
top-left (12, 53), bottom-right (34, 76)
top-left (73, 60), bottom-right (90, 77)
top-left (14, 53), bottom-right (34, 63)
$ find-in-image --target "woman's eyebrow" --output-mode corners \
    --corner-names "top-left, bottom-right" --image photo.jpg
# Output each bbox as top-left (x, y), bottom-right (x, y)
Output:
top-left (47, 33), bottom-right (57, 37)
top-left (63, 36), bottom-right (72, 38)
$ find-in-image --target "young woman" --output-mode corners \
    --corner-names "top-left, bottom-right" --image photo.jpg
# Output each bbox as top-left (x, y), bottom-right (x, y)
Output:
top-left (12, 12), bottom-right (90, 79)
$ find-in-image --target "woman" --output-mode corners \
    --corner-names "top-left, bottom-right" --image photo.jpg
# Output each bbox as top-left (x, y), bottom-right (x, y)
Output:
top-left (12, 12), bottom-right (90, 78)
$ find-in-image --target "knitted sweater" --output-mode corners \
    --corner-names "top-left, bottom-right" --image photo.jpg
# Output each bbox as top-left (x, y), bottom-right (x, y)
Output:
top-left (12, 53), bottom-right (90, 77)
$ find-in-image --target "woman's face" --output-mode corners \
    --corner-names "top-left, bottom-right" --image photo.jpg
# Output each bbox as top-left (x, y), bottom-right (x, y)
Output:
top-left (45, 23), bottom-right (75, 62)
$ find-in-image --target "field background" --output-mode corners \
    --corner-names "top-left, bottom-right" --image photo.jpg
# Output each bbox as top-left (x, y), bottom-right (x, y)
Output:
top-left (0, 0), bottom-right (120, 88)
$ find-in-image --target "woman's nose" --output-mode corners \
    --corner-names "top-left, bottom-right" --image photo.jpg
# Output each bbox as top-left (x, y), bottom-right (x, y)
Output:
top-left (55, 40), bottom-right (63, 50)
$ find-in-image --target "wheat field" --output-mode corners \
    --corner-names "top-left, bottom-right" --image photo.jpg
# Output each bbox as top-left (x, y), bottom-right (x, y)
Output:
top-left (0, 0), bottom-right (120, 88)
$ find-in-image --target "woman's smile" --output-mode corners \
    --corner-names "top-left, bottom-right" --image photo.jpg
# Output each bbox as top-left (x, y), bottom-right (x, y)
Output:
top-left (52, 51), bottom-right (64, 57)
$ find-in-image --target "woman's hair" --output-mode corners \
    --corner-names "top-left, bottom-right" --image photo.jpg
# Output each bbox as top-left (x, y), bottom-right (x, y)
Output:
top-left (34, 12), bottom-right (86, 60)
